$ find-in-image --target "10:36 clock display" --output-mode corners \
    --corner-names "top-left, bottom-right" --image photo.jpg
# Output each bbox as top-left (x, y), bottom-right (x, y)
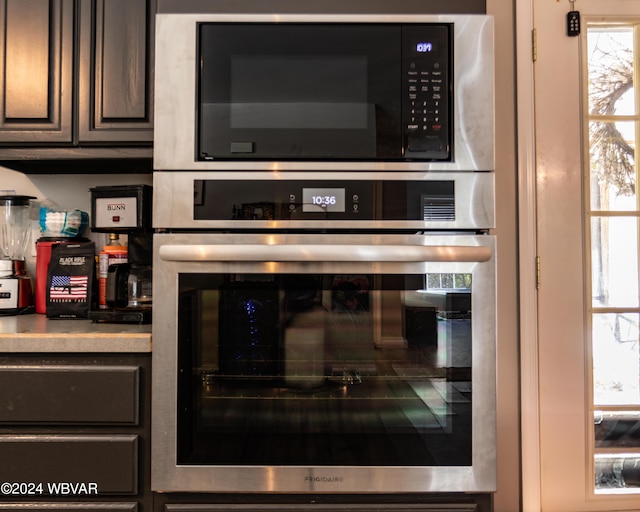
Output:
top-left (302, 188), bottom-right (346, 212)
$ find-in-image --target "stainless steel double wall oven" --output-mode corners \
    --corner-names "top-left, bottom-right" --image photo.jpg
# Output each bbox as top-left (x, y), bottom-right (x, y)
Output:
top-left (152, 11), bottom-right (496, 498)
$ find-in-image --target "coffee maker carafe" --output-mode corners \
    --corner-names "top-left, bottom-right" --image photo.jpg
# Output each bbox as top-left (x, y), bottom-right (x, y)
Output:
top-left (105, 232), bottom-right (153, 309)
top-left (0, 195), bottom-right (35, 315)
top-left (88, 185), bottom-right (152, 323)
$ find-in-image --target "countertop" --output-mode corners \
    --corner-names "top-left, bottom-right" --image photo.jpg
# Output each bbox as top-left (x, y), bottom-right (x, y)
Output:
top-left (0, 313), bottom-right (152, 353)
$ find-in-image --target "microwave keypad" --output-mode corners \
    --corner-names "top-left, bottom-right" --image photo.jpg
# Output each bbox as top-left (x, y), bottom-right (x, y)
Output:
top-left (402, 25), bottom-right (450, 160)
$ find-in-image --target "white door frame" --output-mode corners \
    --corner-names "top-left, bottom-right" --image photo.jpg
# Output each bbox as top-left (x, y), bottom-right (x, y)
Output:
top-left (518, 2), bottom-right (640, 510)
top-left (517, 0), bottom-right (541, 510)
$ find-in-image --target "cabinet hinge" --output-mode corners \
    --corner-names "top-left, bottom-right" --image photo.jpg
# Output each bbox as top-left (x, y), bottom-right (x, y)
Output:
top-left (536, 255), bottom-right (541, 289)
top-left (532, 28), bottom-right (537, 62)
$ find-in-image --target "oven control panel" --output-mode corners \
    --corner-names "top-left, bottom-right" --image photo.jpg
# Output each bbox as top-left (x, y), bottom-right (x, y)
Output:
top-left (193, 180), bottom-right (455, 222)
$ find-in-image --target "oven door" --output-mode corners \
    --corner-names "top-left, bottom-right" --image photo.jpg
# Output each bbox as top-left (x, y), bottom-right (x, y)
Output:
top-left (151, 233), bottom-right (496, 494)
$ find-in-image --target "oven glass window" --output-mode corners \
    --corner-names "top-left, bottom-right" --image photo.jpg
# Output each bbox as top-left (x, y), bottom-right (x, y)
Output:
top-left (177, 272), bottom-right (473, 467)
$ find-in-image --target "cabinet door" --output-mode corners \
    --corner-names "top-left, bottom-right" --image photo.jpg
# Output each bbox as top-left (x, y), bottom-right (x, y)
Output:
top-left (78, 0), bottom-right (155, 142)
top-left (0, 0), bottom-right (73, 143)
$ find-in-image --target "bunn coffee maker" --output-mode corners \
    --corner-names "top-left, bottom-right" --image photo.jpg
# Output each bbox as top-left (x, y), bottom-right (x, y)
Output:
top-left (88, 185), bottom-right (152, 323)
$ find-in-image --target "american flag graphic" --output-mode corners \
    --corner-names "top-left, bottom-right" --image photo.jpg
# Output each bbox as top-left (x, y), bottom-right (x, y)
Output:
top-left (49, 275), bottom-right (89, 302)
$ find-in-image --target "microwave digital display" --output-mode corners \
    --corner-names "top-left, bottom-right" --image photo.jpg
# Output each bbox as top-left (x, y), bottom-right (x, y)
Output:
top-left (416, 42), bottom-right (435, 53)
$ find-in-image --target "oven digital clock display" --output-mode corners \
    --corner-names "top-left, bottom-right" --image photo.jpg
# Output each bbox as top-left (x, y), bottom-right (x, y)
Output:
top-left (302, 188), bottom-right (346, 212)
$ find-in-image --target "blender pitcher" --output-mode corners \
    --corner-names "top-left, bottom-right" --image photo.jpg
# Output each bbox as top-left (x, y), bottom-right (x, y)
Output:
top-left (0, 195), bottom-right (36, 314)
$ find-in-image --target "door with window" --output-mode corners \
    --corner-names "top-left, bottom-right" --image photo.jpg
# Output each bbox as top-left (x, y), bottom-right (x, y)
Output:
top-left (535, 1), bottom-right (640, 510)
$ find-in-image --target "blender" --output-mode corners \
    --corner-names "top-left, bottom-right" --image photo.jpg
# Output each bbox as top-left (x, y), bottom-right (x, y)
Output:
top-left (0, 195), bottom-right (36, 315)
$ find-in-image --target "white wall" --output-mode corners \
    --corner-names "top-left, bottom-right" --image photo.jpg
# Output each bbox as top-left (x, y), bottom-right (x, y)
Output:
top-left (0, 165), bottom-right (152, 271)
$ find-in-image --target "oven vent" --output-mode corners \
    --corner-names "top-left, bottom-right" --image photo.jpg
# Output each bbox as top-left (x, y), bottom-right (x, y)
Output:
top-left (422, 195), bottom-right (455, 221)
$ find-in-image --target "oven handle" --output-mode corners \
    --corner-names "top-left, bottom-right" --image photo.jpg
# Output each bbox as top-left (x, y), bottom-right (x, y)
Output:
top-left (158, 244), bottom-right (492, 263)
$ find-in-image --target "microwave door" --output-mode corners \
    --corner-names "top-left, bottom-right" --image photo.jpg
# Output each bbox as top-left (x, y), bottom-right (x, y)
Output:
top-left (197, 23), bottom-right (402, 160)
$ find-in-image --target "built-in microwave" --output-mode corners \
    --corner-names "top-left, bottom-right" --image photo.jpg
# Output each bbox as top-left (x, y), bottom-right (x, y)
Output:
top-left (153, 14), bottom-right (494, 172)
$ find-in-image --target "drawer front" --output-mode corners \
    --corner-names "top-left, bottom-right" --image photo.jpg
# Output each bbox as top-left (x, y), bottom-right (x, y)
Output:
top-left (0, 505), bottom-right (137, 512)
top-left (164, 506), bottom-right (478, 512)
top-left (0, 435), bottom-right (138, 495)
top-left (0, 365), bottom-right (139, 424)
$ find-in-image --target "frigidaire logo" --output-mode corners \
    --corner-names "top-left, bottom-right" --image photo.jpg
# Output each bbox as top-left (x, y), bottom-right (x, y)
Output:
top-left (107, 203), bottom-right (126, 211)
top-left (304, 476), bottom-right (344, 483)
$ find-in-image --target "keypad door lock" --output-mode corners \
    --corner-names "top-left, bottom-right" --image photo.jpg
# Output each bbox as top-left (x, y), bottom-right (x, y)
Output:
top-left (567, 11), bottom-right (580, 36)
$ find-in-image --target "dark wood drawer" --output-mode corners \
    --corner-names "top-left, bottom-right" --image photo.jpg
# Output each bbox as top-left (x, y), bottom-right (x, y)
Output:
top-left (164, 505), bottom-right (478, 512)
top-left (0, 365), bottom-right (139, 424)
top-left (0, 435), bottom-right (138, 495)
top-left (0, 504), bottom-right (137, 512)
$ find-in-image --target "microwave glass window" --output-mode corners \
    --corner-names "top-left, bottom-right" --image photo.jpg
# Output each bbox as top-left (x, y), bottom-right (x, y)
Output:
top-left (230, 56), bottom-right (369, 130)
top-left (176, 272), bottom-right (473, 467)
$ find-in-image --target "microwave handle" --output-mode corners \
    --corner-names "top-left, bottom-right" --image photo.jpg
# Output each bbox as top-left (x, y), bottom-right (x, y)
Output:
top-left (158, 244), bottom-right (492, 263)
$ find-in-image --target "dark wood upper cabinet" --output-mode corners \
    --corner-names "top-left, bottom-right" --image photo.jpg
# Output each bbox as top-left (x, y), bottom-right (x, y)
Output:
top-left (0, 0), bottom-right (155, 154)
top-left (0, 0), bottom-right (74, 142)
top-left (78, 0), bottom-right (155, 142)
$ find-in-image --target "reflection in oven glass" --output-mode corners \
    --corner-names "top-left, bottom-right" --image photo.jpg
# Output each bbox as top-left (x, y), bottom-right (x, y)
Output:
top-left (177, 273), bottom-right (473, 467)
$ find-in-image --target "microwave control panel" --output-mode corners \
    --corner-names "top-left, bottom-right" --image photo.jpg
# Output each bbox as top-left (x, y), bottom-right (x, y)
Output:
top-left (193, 180), bottom-right (455, 222)
top-left (402, 25), bottom-right (451, 161)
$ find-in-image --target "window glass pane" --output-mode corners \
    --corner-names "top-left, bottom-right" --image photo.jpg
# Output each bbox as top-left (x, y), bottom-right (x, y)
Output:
top-left (595, 410), bottom-right (640, 448)
top-left (588, 27), bottom-right (634, 117)
top-left (593, 313), bottom-right (640, 406)
top-left (591, 216), bottom-right (639, 308)
top-left (595, 454), bottom-right (640, 491)
top-left (589, 121), bottom-right (636, 211)
top-left (588, 21), bottom-right (640, 496)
